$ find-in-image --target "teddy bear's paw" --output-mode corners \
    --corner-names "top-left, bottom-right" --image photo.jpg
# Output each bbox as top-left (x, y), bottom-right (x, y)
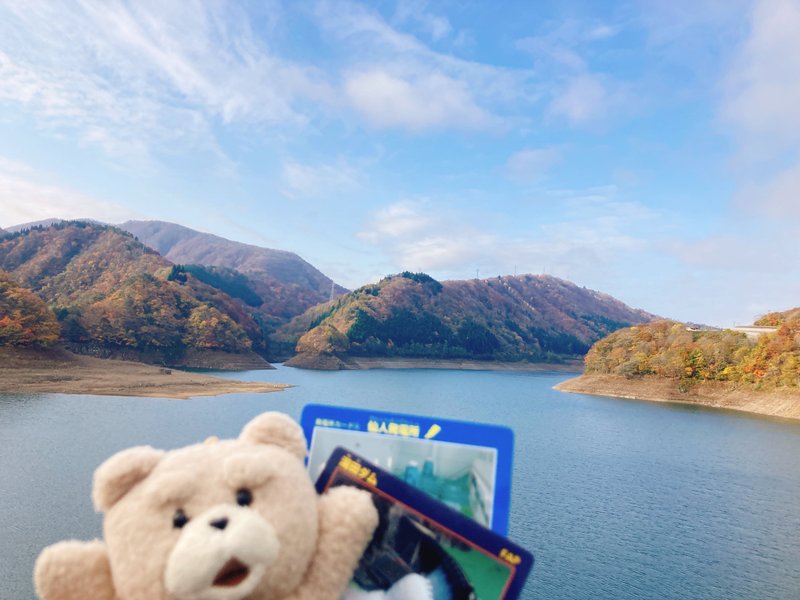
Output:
top-left (34, 540), bottom-right (115, 600)
top-left (321, 485), bottom-right (379, 539)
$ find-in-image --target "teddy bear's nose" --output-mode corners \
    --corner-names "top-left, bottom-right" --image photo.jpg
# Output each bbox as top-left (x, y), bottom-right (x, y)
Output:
top-left (210, 517), bottom-right (229, 531)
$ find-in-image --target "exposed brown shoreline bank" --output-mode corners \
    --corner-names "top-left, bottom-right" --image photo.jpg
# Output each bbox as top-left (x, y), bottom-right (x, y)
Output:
top-left (555, 374), bottom-right (800, 422)
top-left (285, 353), bottom-right (583, 372)
top-left (0, 347), bottom-right (288, 399)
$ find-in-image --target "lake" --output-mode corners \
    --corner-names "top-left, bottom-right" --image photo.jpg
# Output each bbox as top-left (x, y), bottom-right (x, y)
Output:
top-left (2, 365), bottom-right (800, 599)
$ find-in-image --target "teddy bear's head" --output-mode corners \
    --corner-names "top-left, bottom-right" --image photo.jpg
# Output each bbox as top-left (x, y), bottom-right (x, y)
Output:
top-left (92, 412), bottom-right (318, 600)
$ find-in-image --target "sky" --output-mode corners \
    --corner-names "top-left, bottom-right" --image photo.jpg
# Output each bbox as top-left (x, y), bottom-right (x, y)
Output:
top-left (1, 0), bottom-right (799, 328)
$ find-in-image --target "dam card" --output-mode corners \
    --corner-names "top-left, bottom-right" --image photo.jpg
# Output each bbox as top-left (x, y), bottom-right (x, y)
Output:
top-left (300, 403), bottom-right (514, 534)
top-left (315, 447), bottom-right (533, 600)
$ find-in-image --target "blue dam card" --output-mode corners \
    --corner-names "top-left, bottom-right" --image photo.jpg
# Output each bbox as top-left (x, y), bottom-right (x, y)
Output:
top-left (315, 447), bottom-right (534, 600)
top-left (301, 403), bottom-right (514, 535)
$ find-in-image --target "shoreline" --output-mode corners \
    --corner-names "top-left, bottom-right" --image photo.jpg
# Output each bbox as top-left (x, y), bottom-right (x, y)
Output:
top-left (555, 374), bottom-right (800, 422)
top-left (285, 354), bottom-right (584, 372)
top-left (347, 356), bottom-right (583, 372)
top-left (0, 347), bottom-right (288, 399)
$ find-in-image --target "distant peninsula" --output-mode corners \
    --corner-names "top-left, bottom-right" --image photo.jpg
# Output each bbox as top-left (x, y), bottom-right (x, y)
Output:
top-left (556, 316), bottom-right (800, 421)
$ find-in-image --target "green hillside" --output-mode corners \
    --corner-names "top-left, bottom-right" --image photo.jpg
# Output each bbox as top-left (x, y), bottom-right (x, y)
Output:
top-left (276, 272), bottom-right (655, 367)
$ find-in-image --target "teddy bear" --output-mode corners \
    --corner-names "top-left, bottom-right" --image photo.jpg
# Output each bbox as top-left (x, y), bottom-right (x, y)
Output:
top-left (34, 412), bottom-right (379, 600)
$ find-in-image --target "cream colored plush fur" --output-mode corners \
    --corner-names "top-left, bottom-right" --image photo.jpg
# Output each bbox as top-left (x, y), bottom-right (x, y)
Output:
top-left (34, 412), bottom-right (378, 600)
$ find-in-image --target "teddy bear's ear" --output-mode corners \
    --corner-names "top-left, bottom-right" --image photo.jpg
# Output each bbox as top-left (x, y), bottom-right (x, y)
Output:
top-left (92, 446), bottom-right (165, 512)
top-left (239, 412), bottom-right (307, 460)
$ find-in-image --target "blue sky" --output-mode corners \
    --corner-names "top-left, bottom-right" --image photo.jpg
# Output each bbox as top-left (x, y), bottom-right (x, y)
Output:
top-left (1, 0), bottom-right (799, 327)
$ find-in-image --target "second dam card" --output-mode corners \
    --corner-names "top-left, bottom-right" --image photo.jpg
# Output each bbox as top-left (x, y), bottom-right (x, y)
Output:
top-left (316, 447), bottom-right (533, 600)
top-left (300, 403), bottom-right (514, 534)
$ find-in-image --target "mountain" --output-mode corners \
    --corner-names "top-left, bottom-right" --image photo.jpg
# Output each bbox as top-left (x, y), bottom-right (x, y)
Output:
top-left (277, 272), bottom-right (656, 368)
top-left (120, 220), bottom-right (347, 321)
top-left (582, 315), bottom-right (800, 388)
top-left (0, 222), bottom-right (270, 368)
top-left (5, 218), bottom-right (101, 233)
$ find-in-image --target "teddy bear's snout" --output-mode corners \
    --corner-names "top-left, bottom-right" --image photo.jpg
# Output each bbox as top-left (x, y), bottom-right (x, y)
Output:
top-left (164, 504), bottom-right (280, 600)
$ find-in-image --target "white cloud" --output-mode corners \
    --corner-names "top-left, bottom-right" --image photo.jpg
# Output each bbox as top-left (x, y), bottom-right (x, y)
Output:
top-left (667, 227), bottom-right (794, 274)
top-left (314, 0), bottom-right (537, 132)
top-left (0, 157), bottom-right (137, 227)
top-left (515, 20), bottom-right (630, 127)
top-left (345, 69), bottom-right (497, 131)
top-left (0, 1), bottom-right (333, 163)
top-left (721, 0), bottom-right (800, 223)
top-left (357, 188), bottom-right (658, 281)
top-left (357, 200), bottom-right (433, 243)
top-left (549, 74), bottom-right (613, 125)
top-left (723, 0), bottom-right (800, 150)
top-left (281, 159), bottom-right (363, 198)
top-left (506, 147), bottom-right (561, 181)
top-left (737, 162), bottom-right (800, 219)
top-left (357, 200), bottom-right (493, 274)
top-left (393, 0), bottom-right (452, 42)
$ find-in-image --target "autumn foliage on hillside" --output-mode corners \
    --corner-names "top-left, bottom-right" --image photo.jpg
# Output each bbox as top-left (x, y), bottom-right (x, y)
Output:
top-left (585, 318), bottom-right (800, 389)
top-left (280, 272), bottom-right (654, 362)
top-left (0, 223), bottom-right (256, 356)
top-left (0, 270), bottom-right (60, 346)
top-left (121, 220), bottom-right (347, 321)
top-left (754, 307), bottom-right (800, 326)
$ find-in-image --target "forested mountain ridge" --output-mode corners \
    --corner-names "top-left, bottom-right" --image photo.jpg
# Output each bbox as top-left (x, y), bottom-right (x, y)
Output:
top-left (121, 220), bottom-right (348, 320)
top-left (583, 315), bottom-right (800, 389)
top-left (0, 222), bottom-right (269, 367)
top-left (277, 272), bottom-right (655, 368)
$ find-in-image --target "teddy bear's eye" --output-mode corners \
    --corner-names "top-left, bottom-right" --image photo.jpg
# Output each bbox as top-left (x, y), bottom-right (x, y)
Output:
top-left (172, 509), bottom-right (189, 529)
top-left (236, 488), bottom-right (253, 507)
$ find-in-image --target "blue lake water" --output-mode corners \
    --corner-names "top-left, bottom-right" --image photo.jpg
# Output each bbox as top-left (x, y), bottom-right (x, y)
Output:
top-left (2, 365), bottom-right (800, 599)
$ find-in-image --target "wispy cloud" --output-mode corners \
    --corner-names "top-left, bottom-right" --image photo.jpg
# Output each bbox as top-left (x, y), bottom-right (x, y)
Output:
top-left (393, 0), bottom-right (453, 42)
top-left (0, 156), bottom-right (137, 226)
top-left (313, 0), bottom-right (538, 132)
top-left (718, 0), bottom-right (800, 229)
top-left (548, 74), bottom-right (618, 125)
top-left (345, 69), bottom-right (497, 131)
top-left (357, 200), bottom-right (433, 243)
top-left (357, 188), bottom-right (657, 281)
top-left (0, 1), bottom-right (333, 165)
top-left (516, 18), bottom-right (631, 126)
top-left (722, 0), bottom-right (800, 160)
top-left (505, 147), bottom-right (562, 181)
top-left (281, 159), bottom-right (363, 198)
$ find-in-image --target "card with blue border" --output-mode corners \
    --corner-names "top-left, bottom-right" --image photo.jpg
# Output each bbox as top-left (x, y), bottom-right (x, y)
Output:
top-left (300, 403), bottom-right (514, 535)
top-left (316, 447), bottom-right (533, 600)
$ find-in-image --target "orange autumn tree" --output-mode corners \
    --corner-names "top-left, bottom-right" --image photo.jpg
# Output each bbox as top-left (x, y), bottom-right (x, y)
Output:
top-left (0, 270), bottom-right (60, 346)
